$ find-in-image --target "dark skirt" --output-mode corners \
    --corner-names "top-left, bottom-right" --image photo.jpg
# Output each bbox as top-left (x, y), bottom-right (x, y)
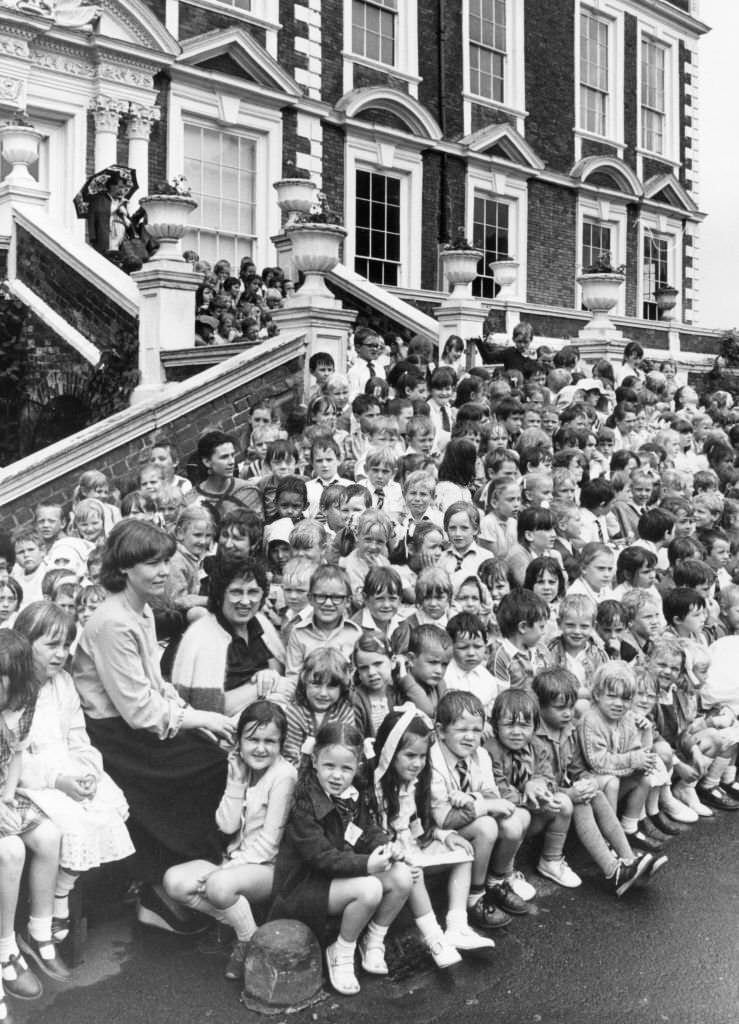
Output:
top-left (85, 716), bottom-right (228, 883)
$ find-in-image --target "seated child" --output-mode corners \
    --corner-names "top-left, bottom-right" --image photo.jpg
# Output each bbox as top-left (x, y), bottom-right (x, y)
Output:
top-left (546, 594), bottom-right (608, 692)
top-left (439, 503), bottom-right (488, 578)
top-left (444, 612), bottom-right (504, 719)
top-left (566, 543), bottom-right (615, 604)
top-left (619, 589), bottom-right (664, 662)
top-left (371, 706), bottom-right (494, 964)
top-left (11, 527), bottom-right (49, 608)
top-left (273, 476), bottom-right (309, 525)
top-left (283, 649), bottom-right (356, 766)
top-left (34, 504), bottom-right (67, 553)
top-left (339, 510), bottom-right (393, 605)
top-left (479, 477), bottom-right (520, 560)
top-left (486, 688), bottom-right (581, 893)
top-left (308, 351), bottom-right (335, 401)
top-left (533, 668), bottom-right (661, 895)
top-left (397, 624), bottom-right (452, 718)
top-left (306, 437), bottom-right (352, 517)
top-left (523, 556), bottom-right (567, 642)
top-left (391, 567), bottom-right (452, 655)
top-left (280, 557), bottom-right (314, 644)
top-left (269, 722), bottom-right (413, 996)
top-left (575, 661), bottom-right (664, 855)
top-left (351, 632), bottom-right (398, 739)
top-left (289, 520), bottom-right (328, 566)
top-left (351, 566), bottom-right (404, 641)
top-left (162, 506), bottom-right (214, 621)
top-left (164, 702), bottom-right (297, 982)
top-left (505, 507), bottom-right (559, 588)
top-left (429, 692), bottom-right (528, 926)
top-left (488, 590), bottom-right (551, 690)
top-left (452, 574), bottom-right (494, 633)
top-left (595, 599), bottom-right (628, 660)
top-left (663, 588), bottom-right (708, 645)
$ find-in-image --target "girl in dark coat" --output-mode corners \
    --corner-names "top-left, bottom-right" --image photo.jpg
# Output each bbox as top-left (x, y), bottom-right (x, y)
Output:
top-left (269, 721), bottom-right (412, 996)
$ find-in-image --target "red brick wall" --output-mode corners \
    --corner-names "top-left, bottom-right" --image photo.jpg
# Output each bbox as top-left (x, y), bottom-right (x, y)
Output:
top-left (178, 2), bottom-right (266, 44)
top-left (321, 0), bottom-right (343, 105)
top-left (525, 180), bottom-right (577, 307)
top-left (15, 226), bottom-right (138, 353)
top-left (149, 73), bottom-right (169, 190)
top-left (321, 124), bottom-right (345, 230)
top-left (0, 351), bottom-right (304, 530)
top-left (524, 0), bottom-right (576, 174)
top-left (419, 0), bottom-right (464, 140)
top-left (623, 14), bottom-right (638, 169)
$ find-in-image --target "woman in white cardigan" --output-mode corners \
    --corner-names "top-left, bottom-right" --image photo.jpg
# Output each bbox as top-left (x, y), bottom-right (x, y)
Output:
top-left (172, 555), bottom-right (286, 716)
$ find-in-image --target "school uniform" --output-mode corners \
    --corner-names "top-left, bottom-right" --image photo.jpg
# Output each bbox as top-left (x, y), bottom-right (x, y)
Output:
top-left (269, 770), bottom-right (388, 942)
top-left (306, 474), bottom-right (353, 517)
top-left (284, 612), bottom-right (362, 696)
top-left (439, 542), bottom-right (487, 578)
top-left (429, 741), bottom-right (500, 830)
top-left (488, 636), bottom-right (551, 690)
top-left (444, 659), bottom-right (504, 717)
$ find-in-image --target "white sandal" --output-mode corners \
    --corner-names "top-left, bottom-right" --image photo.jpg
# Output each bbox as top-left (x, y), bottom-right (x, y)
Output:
top-left (325, 941), bottom-right (360, 996)
top-left (358, 934), bottom-right (388, 975)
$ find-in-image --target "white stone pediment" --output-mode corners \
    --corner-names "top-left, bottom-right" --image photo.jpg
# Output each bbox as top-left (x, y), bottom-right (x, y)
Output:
top-left (178, 27), bottom-right (301, 97)
top-left (72, 0), bottom-right (178, 57)
top-left (461, 123), bottom-right (545, 171)
top-left (643, 173), bottom-right (700, 215)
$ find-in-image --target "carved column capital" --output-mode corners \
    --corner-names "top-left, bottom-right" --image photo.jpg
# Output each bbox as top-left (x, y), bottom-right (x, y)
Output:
top-left (126, 103), bottom-right (160, 142)
top-left (89, 95), bottom-right (124, 133)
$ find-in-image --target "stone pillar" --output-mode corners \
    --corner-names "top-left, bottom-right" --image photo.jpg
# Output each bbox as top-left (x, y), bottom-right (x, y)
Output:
top-left (270, 232), bottom-right (297, 287)
top-left (272, 301), bottom-right (356, 395)
top-left (129, 263), bottom-right (201, 403)
top-left (126, 105), bottom-right (159, 204)
top-left (434, 297), bottom-right (487, 366)
top-left (90, 96), bottom-right (123, 169)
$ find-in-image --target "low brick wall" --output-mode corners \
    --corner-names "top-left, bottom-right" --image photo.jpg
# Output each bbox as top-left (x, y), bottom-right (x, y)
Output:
top-left (0, 340), bottom-right (305, 530)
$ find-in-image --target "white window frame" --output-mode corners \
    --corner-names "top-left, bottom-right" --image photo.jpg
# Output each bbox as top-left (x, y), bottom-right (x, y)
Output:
top-left (165, 1), bottom-right (280, 57)
top-left (461, 0), bottom-right (525, 134)
top-left (638, 210), bottom-right (683, 322)
top-left (636, 20), bottom-right (680, 171)
top-left (168, 77), bottom-right (282, 269)
top-left (465, 159), bottom-right (528, 297)
top-left (574, 2), bottom-right (624, 158)
top-left (342, 0), bottom-right (419, 97)
top-left (576, 193), bottom-right (627, 315)
top-left (344, 131), bottom-right (423, 289)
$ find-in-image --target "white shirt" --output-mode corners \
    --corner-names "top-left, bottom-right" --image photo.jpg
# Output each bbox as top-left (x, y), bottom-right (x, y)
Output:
top-left (444, 660), bottom-right (504, 717)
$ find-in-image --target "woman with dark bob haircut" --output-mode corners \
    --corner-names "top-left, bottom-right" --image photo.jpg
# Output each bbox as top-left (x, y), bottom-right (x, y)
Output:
top-left (172, 553), bottom-right (286, 715)
top-left (73, 520), bottom-right (234, 934)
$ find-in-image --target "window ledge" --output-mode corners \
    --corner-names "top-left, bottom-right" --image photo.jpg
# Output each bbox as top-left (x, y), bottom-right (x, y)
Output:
top-left (574, 128), bottom-right (624, 154)
top-left (462, 92), bottom-right (527, 123)
top-left (342, 52), bottom-right (422, 86)
top-left (178, 0), bottom-right (280, 32)
top-left (635, 147), bottom-right (680, 169)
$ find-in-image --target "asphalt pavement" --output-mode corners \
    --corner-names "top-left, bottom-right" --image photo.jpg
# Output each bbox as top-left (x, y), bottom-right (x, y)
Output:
top-left (14, 807), bottom-right (739, 1024)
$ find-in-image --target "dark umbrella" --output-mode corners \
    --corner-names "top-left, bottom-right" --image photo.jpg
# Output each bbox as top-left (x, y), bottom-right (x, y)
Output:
top-left (73, 164), bottom-right (139, 219)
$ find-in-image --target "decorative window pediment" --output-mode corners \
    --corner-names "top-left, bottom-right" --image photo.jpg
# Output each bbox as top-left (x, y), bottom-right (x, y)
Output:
top-left (178, 27), bottom-right (302, 97)
top-left (570, 155), bottom-right (643, 198)
top-left (643, 173), bottom-right (700, 216)
top-left (335, 87), bottom-right (442, 141)
top-left (461, 123), bottom-right (544, 172)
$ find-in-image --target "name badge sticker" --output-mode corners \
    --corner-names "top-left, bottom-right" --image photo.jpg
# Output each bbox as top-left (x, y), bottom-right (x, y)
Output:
top-left (410, 817), bottom-right (424, 839)
top-left (344, 821), bottom-right (363, 846)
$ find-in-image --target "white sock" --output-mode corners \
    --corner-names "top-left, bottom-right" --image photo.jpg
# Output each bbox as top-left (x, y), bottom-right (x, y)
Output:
top-left (620, 816), bottom-right (639, 835)
top-left (0, 935), bottom-right (18, 968)
top-left (415, 912), bottom-right (442, 942)
top-left (363, 921), bottom-right (387, 949)
top-left (722, 765), bottom-right (737, 784)
top-left (219, 896), bottom-right (256, 943)
top-left (54, 895), bottom-right (69, 919)
top-left (28, 917), bottom-right (54, 959)
top-left (466, 889), bottom-right (484, 908)
top-left (334, 935), bottom-right (356, 956)
top-left (55, 868), bottom-right (78, 897)
top-left (445, 909), bottom-right (467, 933)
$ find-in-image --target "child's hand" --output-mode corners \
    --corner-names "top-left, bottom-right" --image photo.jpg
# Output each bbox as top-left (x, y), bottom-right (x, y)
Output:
top-left (523, 780), bottom-right (550, 809)
top-left (673, 759), bottom-right (699, 783)
top-left (691, 749), bottom-right (713, 778)
top-left (444, 833), bottom-right (474, 856)
top-left (80, 774), bottom-right (98, 799)
top-left (481, 721), bottom-right (494, 740)
top-left (449, 791), bottom-right (475, 809)
top-left (388, 840), bottom-right (406, 862)
top-left (633, 713), bottom-right (651, 730)
top-left (55, 775), bottom-right (90, 802)
top-left (487, 798), bottom-right (516, 818)
top-left (252, 670), bottom-right (280, 699)
top-left (367, 845), bottom-right (393, 874)
top-left (0, 799), bottom-right (21, 833)
top-left (226, 750), bottom-right (249, 786)
top-left (571, 778), bottom-right (598, 804)
top-left (631, 749), bottom-right (654, 773)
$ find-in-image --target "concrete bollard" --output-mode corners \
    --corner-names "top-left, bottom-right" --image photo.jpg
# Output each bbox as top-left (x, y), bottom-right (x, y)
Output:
top-left (241, 919), bottom-right (325, 1015)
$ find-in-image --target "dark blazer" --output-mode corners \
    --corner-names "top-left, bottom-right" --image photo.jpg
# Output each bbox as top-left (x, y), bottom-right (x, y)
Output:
top-left (87, 191), bottom-right (114, 253)
top-left (269, 769), bottom-right (387, 940)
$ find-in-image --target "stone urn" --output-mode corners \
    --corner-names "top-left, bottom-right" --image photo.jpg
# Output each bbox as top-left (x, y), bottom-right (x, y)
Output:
top-left (440, 247), bottom-right (484, 298)
top-left (284, 222), bottom-right (347, 299)
top-left (138, 194), bottom-right (198, 261)
top-left (577, 271), bottom-right (625, 337)
top-left (489, 258), bottom-right (520, 299)
top-left (0, 123), bottom-right (44, 184)
top-left (655, 284), bottom-right (679, 322)
top-left (274, 177), bottom-right (317, 228)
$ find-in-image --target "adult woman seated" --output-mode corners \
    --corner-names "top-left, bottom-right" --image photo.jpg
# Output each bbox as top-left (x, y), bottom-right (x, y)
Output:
top-left (73, 520), bottom-right (233, 933)
top-left (172, 554), bottom-right (286, 715)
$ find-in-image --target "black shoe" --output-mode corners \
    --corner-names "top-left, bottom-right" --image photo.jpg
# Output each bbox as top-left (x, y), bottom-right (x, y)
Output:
top-left (647, 854), bottom-right (668, 880)
top-left (468, 895), bottom-right (512, 930)
top-left (696, 785), bottom-right (739, 812)
top-left (17, 931), bottom-right (70, 983)
top-left (137, 884), bottom-right (210, 936)
top-left (648, 811), bottom-right (682, 837)
top-left (611, 854), bottom-right (653, 897)
top-left (1, 953), bottom-right (42, 999)
top-left (720, 780), bottom-right (739, 801)
top-left (627, 828), bottom-right (664, 854)
top-left (485, 880), bottom-right (531, 916)
top-left (640, 817), bottom-right (670, 842)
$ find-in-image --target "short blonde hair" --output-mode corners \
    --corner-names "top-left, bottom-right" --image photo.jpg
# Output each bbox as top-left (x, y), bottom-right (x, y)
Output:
top-left (591, 660), bottom-right (636, 701)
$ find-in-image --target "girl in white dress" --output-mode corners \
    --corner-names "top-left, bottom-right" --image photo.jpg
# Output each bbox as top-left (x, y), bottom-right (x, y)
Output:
top-left (370, 703), bottom-right (494, 966)
top-left (14, 603), bottom-right (134, 944)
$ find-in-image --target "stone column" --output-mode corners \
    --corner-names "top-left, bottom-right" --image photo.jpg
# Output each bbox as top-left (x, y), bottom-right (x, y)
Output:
top-left (90, 96), bottom-right (123, 168)
top-left (126, 104), bottom-right (159, 204)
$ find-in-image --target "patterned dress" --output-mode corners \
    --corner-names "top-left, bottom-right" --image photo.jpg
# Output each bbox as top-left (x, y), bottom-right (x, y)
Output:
top-left (0, 699), bottom-right (43, 837)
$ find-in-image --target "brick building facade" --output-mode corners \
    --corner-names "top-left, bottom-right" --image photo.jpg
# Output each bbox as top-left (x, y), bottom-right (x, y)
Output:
top-left (0, 0), bottom-right (709, 333)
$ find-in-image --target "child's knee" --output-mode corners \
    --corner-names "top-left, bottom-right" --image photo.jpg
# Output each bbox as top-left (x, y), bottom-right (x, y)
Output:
top-left (27, 819), bottom-right (61, 854)
top-left (0, 834), bottom-right (25, 871)
top-left (386, 862), bottom-right (413, 896)
top-left (205, 870), bottom-right (238, 908)
top-left (556, 793), bottom-right (574, 818)
top-left (500, 808), bottom-right (529, 842)
top-left (654, 740), bottom-right (673, 768)
top-left (466, 815), bottom-right (499, 848)
top-left (357, 876), bottom-right (384, 907)
top-left (163, 865), bottom-right (192, 902)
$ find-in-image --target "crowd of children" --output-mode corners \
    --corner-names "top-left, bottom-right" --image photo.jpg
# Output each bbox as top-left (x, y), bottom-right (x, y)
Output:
top-left (4, 321), bottom-right (739, 1014)
top-left (187, 252), bottom-right (285, 347)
